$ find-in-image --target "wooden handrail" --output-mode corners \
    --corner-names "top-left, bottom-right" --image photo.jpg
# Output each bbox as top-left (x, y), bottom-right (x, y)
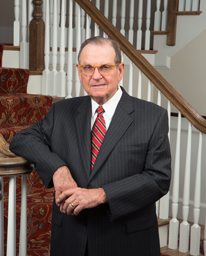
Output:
top-left (75, 0), bottom-right (206, 134)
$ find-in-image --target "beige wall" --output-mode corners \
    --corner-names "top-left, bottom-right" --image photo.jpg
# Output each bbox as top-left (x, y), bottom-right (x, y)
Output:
top-left (156, 28), bottom-right (206, 116)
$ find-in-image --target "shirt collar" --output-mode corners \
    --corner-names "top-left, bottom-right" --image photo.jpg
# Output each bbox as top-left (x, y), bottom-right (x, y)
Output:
top-left (91, 85), bottom-right (122, 118)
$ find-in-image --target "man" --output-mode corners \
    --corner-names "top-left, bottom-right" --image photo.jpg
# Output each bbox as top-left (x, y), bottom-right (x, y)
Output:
top-left (10, 37), bottom-right (171, 256)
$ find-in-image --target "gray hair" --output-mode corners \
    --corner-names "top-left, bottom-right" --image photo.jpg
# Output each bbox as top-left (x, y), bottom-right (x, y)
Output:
top-left (78, 36), bottom-right (121, 64)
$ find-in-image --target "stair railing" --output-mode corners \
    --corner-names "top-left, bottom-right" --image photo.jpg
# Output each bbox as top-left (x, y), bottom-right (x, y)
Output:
top-left (0, 135), bottom-right (33, 256)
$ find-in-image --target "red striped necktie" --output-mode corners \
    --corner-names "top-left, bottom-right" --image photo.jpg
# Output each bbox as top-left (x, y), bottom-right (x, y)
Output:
top-left (91, 106), bottom-right (106, 171)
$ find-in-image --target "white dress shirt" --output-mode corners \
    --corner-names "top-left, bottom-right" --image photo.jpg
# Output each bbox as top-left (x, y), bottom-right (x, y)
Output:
top-left (91, 86), bottom-right (123, 130)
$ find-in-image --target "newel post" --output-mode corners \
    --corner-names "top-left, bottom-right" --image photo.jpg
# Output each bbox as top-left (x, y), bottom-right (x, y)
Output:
top-left (166, 0), bottom-right (178, 46)
top-left (29, 0), bottom-right (45, 71)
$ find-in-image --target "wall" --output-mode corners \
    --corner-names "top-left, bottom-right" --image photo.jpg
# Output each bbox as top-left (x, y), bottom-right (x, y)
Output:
top-left (156, 28), bottom-right (206, 116)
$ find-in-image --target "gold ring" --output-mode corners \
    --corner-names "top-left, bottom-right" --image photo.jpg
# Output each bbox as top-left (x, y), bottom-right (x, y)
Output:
top-left (71, 203), bottom-right (75, 208)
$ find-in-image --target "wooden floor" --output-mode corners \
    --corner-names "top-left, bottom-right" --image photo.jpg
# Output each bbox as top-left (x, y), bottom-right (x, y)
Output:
top-left (160, 219), bottom-right (204, 256)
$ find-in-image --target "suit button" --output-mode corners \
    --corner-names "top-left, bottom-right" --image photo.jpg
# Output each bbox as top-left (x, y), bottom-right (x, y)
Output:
top-left (84, 221), bottom-right (87, 227)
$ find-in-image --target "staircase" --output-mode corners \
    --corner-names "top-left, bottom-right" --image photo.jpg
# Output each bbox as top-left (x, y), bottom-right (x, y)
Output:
top-left (1, 0), bottom-right (206, 255)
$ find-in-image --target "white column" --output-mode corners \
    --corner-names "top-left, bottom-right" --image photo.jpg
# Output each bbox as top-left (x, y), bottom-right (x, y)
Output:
top-left (168, 111), bottom-right (181, 249)
top-left (50, 0), bottom-right (58, 97)
top-left (86, 13), bottom-right (91, 40)
top-left (161, 0), bottom-right (168, 31)
top-left (6, 177), bottom-right (16, 256)
top-left (28, 0), bottom-right (34, 40)
top-left (128, 0), bottom-right (134, 45)
top-left (94, 0), bottom-right (100, 36)
top-left (178, 0), bottom-right (185, 11)
top-left (14, 0), bottom-right (20, 46)
top-left (103, 0), bottom-right (109, 38)
top-left (136, 0), bottom-right (143, 50)
top-left (120, 0), bottom-right (126, 36)
top-left (20, 0), bottom-right (29, 69)
top-left (49, 0), bottom-right (54, 48)
top-left (57, 0), bottom-right (61, 47)
top-left (19, 175), bottom-right (27, 256)
top-left (154, 0), bottom-right (161, 31)
top-left (75, 2), bottom-right (81, 97)
top-left (190, 132), bottom-right (202, 256)
top-left (42, 0), bottom-right (50, 95)
top-left (185, 0), bottom-right (192, 11)
top-left (58, 0), bottom-right (66, 97)
top-left (128, 61), bottom-right (133, 96)
top-left (179, 122), bottom-right (192, 253)
top-left (192, 0), bottom-right (199, 11)
top-left (137, 70), bottom-right (142, 99)
top-left (0, 177), bottom-right (3, 256)
top-left (147, 80), bottom-right (151, 102)
top-left (145, 0), bottom-right (151, 50)
top-left (66, 0), bottom-right (73, 99)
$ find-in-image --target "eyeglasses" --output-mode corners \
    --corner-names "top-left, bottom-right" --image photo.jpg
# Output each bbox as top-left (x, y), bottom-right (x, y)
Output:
top-left (79, 63), bottom-right (120, 77)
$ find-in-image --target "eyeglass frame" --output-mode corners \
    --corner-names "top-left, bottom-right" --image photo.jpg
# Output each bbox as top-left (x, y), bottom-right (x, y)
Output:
top-left (78, 63), bottom-right (120, 77)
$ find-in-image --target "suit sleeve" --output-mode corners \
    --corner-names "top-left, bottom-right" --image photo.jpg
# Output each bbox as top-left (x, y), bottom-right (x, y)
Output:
top-left (102, 109), bottom-right (171, 220)
top-left (9, 103), bottom-right (67, 188)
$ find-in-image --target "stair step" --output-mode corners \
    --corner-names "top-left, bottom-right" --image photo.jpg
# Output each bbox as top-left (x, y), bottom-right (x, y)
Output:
top-left (161, 245), bottom-right (203, 256)
top-left (158, 217), bottom-right (170, 227)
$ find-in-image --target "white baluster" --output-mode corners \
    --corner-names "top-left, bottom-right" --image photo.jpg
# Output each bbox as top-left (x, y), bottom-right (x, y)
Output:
top-left (155, 89), bottom-right (162, 217)
top-left (42, 0), bottom-right (50, 95)
top-left (75, 2), bottom-right (81, 97)
top-left (57, 0), bottom-right (66, 97)
top-left (154, 0), bottom-right (161, 31)
top-left (136, 0), bottom-right (143, 50)
top-left (14, 0), bottom-right (20, 46)
top-left (137, 70), bottom-right (142, 99)
top-left (50, 0), bottom-right (53, 48)
top-left (161, 0), bottom-right (168, 31)
top-left (20, 0), bottom-right (29, 69)
top-left (128, 0), bottom-right (134, 45)
top-left (103, 0), bottom-right (109, 38)
top-left (81, 9), bottom-right (86, 42)
top-left (157, 90), bottom-right (161, 106)
top-left (192, 0), bottom-right (199, 11)
top-left (6, 177), bottom-right (16, 256)
top-left (57, 0), bottom-right (61, 47)
top-left (19, 175), bottom-right (27, 256)
top-left (0, 177), bottom-right (3, 256)
top-left (120, 52), bottom-right (124, 88)
top-left (94, 0), bottom-right (100, 36)
top-left (112, 0), bottom-right (117, 27)
top-left (145, 0), bottom-right (151, 50)
top-left (179, 122), bottom-right (192, 253)
top-left (50, 0), bottom-right (58, 97)
top-left (190, 132), bottom-right (202, 256)
top-left (185, 0), bottom-right (192, 11)
top-left (128, 61), bottom-right (133, 96)
top-left (159, 100), bottom-right (171, 220)
top-left (168, 111), bottom-right (181, 249)
top-left (86, 13), bottom-right (91, 40)
top-left (66, 0), bottom-right (73, 99)
top-left (28, 0), bottom-right (33, 40)
top-left (64, 0), bottom-right (68, 48)
top-left (147, 80), bottom-right (151, 102)
top-left (42, 0), bottom-right (46, 23)
top-left (178, 0), bottom-right (185, 11)
top-left (204, 210), bottom-right (206, 256)
top-left (120, 0), bottom-right (126, 36)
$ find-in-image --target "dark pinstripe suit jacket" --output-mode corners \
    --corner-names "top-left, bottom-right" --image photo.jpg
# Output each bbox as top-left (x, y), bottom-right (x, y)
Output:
top-left (10, 88), bottom-right (171, 256)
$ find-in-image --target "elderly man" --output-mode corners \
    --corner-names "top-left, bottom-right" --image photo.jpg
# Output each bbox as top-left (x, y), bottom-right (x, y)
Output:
top-left (10, 36), bottom-right (171, 256)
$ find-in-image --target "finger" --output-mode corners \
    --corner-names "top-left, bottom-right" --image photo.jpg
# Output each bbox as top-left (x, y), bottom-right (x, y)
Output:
top-left (58, 189), bottom-right (76, 203)
top-left (55, 189), bottom-right (61, 206)
top-left (73, 204), bottom-right (83, 216)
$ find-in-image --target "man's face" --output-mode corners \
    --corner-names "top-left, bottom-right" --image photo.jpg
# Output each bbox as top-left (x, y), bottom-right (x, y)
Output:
top-left (76, 42), bottom-right (125, 105)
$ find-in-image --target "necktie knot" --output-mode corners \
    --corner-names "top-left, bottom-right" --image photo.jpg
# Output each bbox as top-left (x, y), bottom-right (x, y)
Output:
top-left (96, 106), bottom-right (104, 115)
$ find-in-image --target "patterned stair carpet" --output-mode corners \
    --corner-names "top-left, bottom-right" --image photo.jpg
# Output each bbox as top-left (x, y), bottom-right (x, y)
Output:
top-left (0, 44), bottom-right (54, 256)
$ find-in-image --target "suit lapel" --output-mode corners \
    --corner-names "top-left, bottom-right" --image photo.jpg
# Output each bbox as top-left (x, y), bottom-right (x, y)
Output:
top-left (75, 96), bottom-right (91, 181)
top-left (88, 89), bottom-right (134, 183)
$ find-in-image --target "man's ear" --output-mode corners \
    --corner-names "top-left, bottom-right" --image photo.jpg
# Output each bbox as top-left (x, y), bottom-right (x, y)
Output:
top-left (76, 64), bottom-right (82, 82)
top-left (118, 62), bottom-right (125, 82)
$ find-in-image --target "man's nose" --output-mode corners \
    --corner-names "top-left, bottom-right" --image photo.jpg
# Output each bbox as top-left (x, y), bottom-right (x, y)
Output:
top-left (92, 67), bottom-right (102, 79)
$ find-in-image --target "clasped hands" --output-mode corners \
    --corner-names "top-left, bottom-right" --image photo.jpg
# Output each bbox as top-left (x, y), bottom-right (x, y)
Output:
top-left (53, 166), bottom-right (107, 215)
